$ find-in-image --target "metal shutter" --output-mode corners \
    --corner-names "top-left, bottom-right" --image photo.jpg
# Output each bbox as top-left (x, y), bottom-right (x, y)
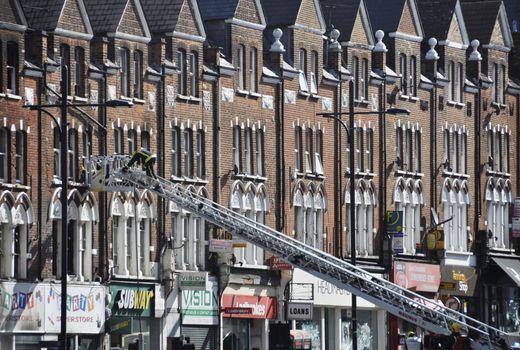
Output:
top-left (182, 326), bottom-right (217, 350)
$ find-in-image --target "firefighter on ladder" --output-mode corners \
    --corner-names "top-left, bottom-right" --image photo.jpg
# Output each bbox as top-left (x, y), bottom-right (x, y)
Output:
top-left (123, 148), bottom-right (162, 191)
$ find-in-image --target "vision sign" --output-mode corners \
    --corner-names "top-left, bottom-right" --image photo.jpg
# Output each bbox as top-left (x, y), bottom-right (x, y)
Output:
top-left (181, 279), bottom-right (218, 325)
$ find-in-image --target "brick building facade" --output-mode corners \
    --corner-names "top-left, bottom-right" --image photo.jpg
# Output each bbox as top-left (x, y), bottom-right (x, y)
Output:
top-left (0, 0), bottom-right (518, 349)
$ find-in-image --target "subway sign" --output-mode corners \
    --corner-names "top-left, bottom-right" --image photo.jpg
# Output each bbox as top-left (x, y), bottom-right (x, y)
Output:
top-left (109, 283), bottom-right (155, 317)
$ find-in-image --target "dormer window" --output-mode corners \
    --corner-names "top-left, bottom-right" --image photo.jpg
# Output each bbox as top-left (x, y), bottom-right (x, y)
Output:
top-left (120, 48), bottom-right (130, 97)
top-left (249, 48), bottom-right (257, 93)
top-left (237, 45), bottom-right (245, 90)
top-left (74, 47), bottom-right (85, 97)
top-left (299, 49), bottom-right (308, 93)
top-left (399, 54), bottom-right (407, 95)
top-left (310, 51), bottom-right (318, 95)
top-left (6, 42), bottom-right (18, 95)
top-left (134, 50), bottom-right (143, 99)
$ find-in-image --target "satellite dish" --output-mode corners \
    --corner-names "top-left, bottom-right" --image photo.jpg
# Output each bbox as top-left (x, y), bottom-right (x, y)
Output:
top-left (431, 207), bottom-right (439, 226)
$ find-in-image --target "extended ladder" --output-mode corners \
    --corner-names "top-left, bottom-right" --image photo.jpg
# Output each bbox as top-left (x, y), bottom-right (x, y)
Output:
top-left (92, 156), bottom-right (512, 349)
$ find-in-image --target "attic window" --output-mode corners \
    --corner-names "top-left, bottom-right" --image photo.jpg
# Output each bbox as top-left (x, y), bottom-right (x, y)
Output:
top-left (299, 49), bottom-right (308, 93)
top-left (310, 51), bottom-right (318, 94)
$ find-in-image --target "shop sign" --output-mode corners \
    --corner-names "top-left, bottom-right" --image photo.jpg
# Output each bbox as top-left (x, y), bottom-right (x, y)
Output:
top-left (181, 279), bottom-right (218, 325)
top-left (393, 261), bottom-right (441, 293)
top-left (109, 283), bottom-right (155, 317)
top-left (209, 239), bottom-right (233, 253)
top-left (179, 272), bottom-right (208, 290)
top-left (386, 211), bottom-right (403, 234)
top-left (221, 295), bottom-right (277, 319)
top-left (0, 282), bottom-right (45, 333)
top-left (45, 285), bottom-right (105, 334)
top-left (292, 268), bottom-right (376, 308)
top-left (267, 256), bottom-right (293, 270)
top-left (439, 265), bottom-right (477, 296)
top-left (287, 302), bottom-right (313, 320)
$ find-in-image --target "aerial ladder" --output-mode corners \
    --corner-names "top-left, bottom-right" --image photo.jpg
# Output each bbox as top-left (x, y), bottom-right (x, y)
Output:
top-left (91, 155), bottom-right (514, 349)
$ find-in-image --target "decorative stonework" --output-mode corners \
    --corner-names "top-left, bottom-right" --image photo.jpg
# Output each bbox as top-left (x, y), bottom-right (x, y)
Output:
top-left (262, 95), bottom-right (274, 109)
top-left (284, 90), bottom-right (296, 104)
top-left (322, 97), bottom-right (332, 112)
top-left (222, 87), bottom-right (234, 102)
top-left (166, 85), bottom-right (175, 106)
top-left (203, 90), bottom-right (211, 111)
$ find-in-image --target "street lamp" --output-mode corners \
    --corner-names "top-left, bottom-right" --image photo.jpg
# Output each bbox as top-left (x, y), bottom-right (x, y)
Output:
top-left (23, 64), bottom-right (132, 349)
top-left (317, 79), bottom-right (409, 350)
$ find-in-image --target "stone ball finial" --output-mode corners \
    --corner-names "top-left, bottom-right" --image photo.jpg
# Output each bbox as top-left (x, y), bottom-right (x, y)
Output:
top-left (425, 37), bottom-right (439, 60)
top-left (330, 28), bottom-right (340, 41)
top-left (373, 29), bottom-right (387, 53)
top-left (328, 28), bottom-right (341, 52)
top-left (469, 39), bottom-right (482, 61)
top-left (270, 28), bottom-right (285, 53)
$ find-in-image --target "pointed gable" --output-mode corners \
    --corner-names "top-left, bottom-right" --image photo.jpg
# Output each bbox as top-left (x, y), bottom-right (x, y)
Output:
top-left (235, 0), bottom-right (262, 25)
top-left (489, 15), bottom-right (506, 47)
top-left (176, 0), bottom-right (203, 37)
top-left (447, 12), bottom-right (463, 44)
top-left (295, 0), bottom-right (324, 32)
top-left (118, 0), bottom-right (146, 37)
top-left (57, 0), bottom-right (91, 35)
top-left (350, 5), bottom-right (372, 45)
top-left (398, 0), bottom-right (420, 37)
top-left (0, 0), bottom-right (27, 30)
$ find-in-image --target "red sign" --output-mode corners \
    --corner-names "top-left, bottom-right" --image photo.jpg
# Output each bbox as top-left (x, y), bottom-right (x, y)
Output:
top-left (393, 261), bottom-right (441, 292)
top-left (267, 256), bottom-right (293, 270)
top-left (221, 294), bottom-right (277, 319)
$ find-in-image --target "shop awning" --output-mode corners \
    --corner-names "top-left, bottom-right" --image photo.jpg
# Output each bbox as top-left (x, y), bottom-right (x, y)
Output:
top-left (492, 257), bottom-right (520, 287)
top-left (440, 265), bottom-right (478, 297)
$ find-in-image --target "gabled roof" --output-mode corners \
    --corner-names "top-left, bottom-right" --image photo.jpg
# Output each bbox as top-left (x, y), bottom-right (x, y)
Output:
top-left (261, 0), bottom-right (325, 33)
top-left (20, 0), bottom-right (65, 30)
top-left (83, 0), bottom-right (151, 40)
top-left (417, 0), bottom-right (469, 45)
top-left (21, 0), bottom-right (92, 36)
top-left (366, 0), bottom-right (424, 39)
top-left (197, 0), bottom-right (266, 26)
top-left (461, 0), bottom-right (512, 48)
top-left (142, 0), bottom-right (206, 39)
top-left (319, 0), bottom-right (374, 45)
top-left (502, 0), bottom-right (520, 31)
top-left (0, 0), bottom-right (27, 31)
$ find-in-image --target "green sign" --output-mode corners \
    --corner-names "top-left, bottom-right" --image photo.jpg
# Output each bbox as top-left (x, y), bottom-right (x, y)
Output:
top-left (109, 283), bottom-right (155, 317)
top-left (386, 211), bottom-right (403, 234)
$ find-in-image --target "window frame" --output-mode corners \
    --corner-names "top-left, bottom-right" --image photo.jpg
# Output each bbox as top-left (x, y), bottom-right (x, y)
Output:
top-left (249, 48), bottom-right (257, 93)
top-left (74, 47), bottom-right (85, 97)
top-left (232, 126), bottom-right (241, 173)
top-left (295, 127), bottom-right (303, 172)
top-left (68, 129), bottom-right (78, 181)
top-left (399, 53), bottom-right (407, 95)
top-left (310, 51), bottom-right (318, 95)
top-left (0, 128), bottom-right (9, 182)
top-left (114, 127), bottom-right (124, 155)
top-left (315, 129), bottom-right (324, 175)
top-left (120, 47), bottom-right (130, 97)
top-left (196, 130), bottom-right (205, 179)
top-left (172, 127), bottom-right (181, 177)
top-left (184, 128), bottom-right (193, 178)
top-left (299, 48), bottom-right (308, 93)
top-left (15, 130), bottom-right (26, 184)
top-left (60, 44), bottom-right (71, 95)
top-left (256, 129), bottom-right (264, 176)
top-left (305, 128), bottom-right (313, 173)
top-left (237, 45), bottom-right (246, 90)
top-left (245, 128), bottom-right (253, 175)
top-left (361, 58), bottom-right (368, 100)
top-left (189, 51), bottom-right (198, 97)
top-left (177, 49), bottom-right (187, 96)
top-left (127, 129), bottom-right (137, 154)
top-left (409, 56), bottom-right (417, 97)
top-left (352, 56), bottom-right (359, 100)
top-left (134, 50), bottom-right (143, 99)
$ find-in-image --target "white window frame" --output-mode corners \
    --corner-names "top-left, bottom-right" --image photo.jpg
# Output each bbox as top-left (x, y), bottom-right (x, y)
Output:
top-left (184, 129), bottom-right (193, 177)
top-left (172, 127), bottom-right (181, 177)
top-left (361, 58), bottom-right (368, 100)
top-left (178, 49), bottom-right (186, 96)
top-left (299, 49), bottom-right (308, 93)
top-left (352, 56), bottom-right (359, 100)
top-left (120, 48), bottom-right (130, 97)
top-left (256, 129), bottom-right (264, 176)
top-left (68, 129), bottom-right (78, 181)
top-left (232, 126), bottom-right (241, 172)
top-left (196, 130), bottom-right (205, 179)
top-left (245, 128), bottom-right (253, 175)
top-left (447, 61), bottom-right (454, 102)
top-left (0, 128), bottom-right (8, 182)
top-left (310, 51), bottom-right (318, 94)
top-left (399, 54), bottom-right (407, 95)
top-left (6, 42), bottom-right (18, 94)
top-left (134, 50), bottom-right (143, 99)
top-left (409, 56), bottom-right (417, 97)
top-left (295, 127), bottom-right (302, 172)
top-left (237, 45), bottom-right (245, 90)
top-left (249, 48), bottom-right (257, 93)
top-left (189, 51), bottom-right (198, 97)
top-left (315, 130), bottom-right (324, 175)
top-left (305, 128), bottom-right (313, 173)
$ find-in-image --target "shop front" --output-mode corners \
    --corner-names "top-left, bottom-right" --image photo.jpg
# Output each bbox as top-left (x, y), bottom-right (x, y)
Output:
top-left (107, 282), bottom-right (164, 350)
top-left (391, 261), bottom-right (441, 349)
top-left (291, 268), bottom-right (385, 350)
top-left (480, 257), bottom-right (520, 333)
top-left (180, 275), bottom-right (218, 349)
top-left (0, 282), bottom-right (105, 350)
top-left (439, 265), bottom-right (478, 315)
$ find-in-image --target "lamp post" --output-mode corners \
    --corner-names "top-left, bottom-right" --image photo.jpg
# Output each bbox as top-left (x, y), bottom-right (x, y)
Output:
top-left (24, 63), bottom-right (131, 349)
top-left (317, 79), bottom-right (409, 350)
